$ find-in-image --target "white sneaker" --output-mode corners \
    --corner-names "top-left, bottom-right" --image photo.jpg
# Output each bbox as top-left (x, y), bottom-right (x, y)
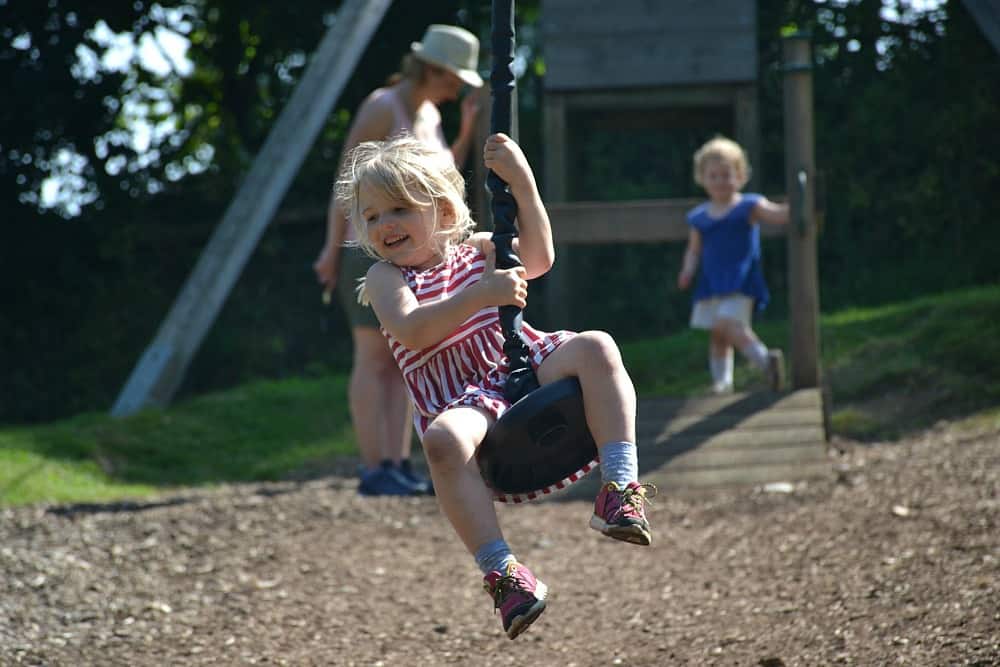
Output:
top-left (711, 381), bottom-right (734, 395)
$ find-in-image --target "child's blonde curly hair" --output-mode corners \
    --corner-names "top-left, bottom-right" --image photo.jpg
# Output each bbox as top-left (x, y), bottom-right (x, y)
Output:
top-left (692, 135), bottom-right (752, 187)
top-left (335, 134), bottom-right (475, 261)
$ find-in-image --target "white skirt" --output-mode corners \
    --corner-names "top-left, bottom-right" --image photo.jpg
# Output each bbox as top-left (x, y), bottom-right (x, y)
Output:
top-left (690, 293), bottom-right (754, 329)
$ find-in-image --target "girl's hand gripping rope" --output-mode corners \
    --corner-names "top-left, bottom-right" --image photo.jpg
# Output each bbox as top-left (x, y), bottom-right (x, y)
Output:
top-left (483, 133), bottom-right (536, 195)
top-left (476, 243), bottom-right (528, 309)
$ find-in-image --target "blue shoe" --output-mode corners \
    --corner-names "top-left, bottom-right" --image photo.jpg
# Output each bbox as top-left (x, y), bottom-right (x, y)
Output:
top-left (399, 459), bottom-right (434, 496)
top-left (357, 465), bottom-right (415, 497)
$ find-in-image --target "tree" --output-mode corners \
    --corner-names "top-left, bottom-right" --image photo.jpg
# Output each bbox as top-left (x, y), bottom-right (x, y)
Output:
top-left (0, 0), bottom-right (482, 422)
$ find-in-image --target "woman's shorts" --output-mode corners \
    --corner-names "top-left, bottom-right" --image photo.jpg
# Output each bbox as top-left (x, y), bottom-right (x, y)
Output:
top-left (336, 246), bottom-right (380, 330)
top-left (690, 293), bottom-right (754, 330)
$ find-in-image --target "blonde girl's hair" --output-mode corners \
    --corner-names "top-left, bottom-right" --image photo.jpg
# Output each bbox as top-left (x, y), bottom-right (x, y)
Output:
top-left (693, 135), bottom-right (752, 186)
top-left (335, 133), bottom-right (474, 262)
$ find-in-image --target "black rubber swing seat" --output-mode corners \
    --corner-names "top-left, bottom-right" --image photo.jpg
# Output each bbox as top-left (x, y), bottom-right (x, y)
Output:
top-left (473, 0), bottom-right (597, 501)
top-left (476, 377), bottom-right (598, 496)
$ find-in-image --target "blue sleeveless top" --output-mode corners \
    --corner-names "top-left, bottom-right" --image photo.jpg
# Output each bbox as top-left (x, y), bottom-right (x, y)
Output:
top-left (687, 193), bottom-right (769, 311)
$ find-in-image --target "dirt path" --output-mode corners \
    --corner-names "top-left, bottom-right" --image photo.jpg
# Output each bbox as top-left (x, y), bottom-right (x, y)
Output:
top-left (2, 420), bottom-right (997, 666)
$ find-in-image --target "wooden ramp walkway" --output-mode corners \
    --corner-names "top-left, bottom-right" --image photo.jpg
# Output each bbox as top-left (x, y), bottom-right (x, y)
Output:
top-left (557, 388), bottom-right (830, 499)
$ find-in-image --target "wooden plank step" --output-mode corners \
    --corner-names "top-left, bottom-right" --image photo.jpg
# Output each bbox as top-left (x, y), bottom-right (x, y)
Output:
top-left (537, 388), bottom-right (830, 498)
top-left (639, 408), bottom-right (823, 435)
top-left (647, 461), bottom-right (833, 489)
top-left (546, 199), bottom-right (788, 243)
top-left (648, 441), bottom-right (828, 471)
top-left (639, 426), bottom-right (827, 451)
top-left (637, 388), bottom-right (823, 417)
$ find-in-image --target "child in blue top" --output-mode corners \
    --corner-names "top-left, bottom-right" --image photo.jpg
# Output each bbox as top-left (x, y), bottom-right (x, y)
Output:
top-left (677, 136), bottom-right (790, 393)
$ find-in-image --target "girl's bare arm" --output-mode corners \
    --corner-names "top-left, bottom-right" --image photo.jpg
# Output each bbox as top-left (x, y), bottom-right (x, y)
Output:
top-left (365, 250), bottom-right (526, 351)
top-left (483, 133), bottom-right (554, 280)
top-left (753, 196), bottom-right (790, 225)
top-left (677, 228), bottom-right (702, 290)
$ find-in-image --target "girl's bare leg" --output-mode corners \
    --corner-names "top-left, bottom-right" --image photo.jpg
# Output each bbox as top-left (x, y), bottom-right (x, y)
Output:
top-left (535, 331), bottom-right (635, 445)
top-left (708, 326), bottom-right (735, 392)
top-left (384, 360), bottom-right (414, 462)
top-left (538, 331), bottom-right (652, 546)
top-left (715, 317), bottom-right (762, 352)
top-left (421, 406), bottom-right (502, 554)
top-left (710, 325), bottom-right (731, 359)
top-left (350, 327), bottom-right (402, 468)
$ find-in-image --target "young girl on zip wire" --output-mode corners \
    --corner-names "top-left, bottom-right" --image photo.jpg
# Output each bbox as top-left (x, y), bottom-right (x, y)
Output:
top-left (336, 132), bottom-right (655, 639)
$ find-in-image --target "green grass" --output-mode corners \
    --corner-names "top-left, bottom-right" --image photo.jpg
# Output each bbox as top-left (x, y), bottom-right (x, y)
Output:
top-left (0, 376), bottom-right (354, 506)
top-left (3, 284), bottom-right (999, 507)
top-left (622, 284), bottom-right (1000, 440)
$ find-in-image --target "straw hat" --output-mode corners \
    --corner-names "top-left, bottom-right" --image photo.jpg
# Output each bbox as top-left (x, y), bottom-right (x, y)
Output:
top-left (411, 24), bottom-right (483, 88)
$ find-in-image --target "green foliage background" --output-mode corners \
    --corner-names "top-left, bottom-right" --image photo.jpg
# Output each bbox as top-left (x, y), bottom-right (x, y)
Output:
top-left (2, 1), bottom-right (998, 424)
top-left (547, 1), bottom-right (1000, 340)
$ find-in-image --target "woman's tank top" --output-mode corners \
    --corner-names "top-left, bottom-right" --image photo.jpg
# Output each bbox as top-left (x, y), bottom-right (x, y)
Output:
top-left (375, 86), bottom-right (451, 156)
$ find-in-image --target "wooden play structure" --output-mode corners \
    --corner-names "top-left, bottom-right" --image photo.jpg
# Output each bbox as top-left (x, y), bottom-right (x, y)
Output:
top-left (539, 0), bottom-right (828, 491)
top-left (113, 0), bottom-right (830, 490)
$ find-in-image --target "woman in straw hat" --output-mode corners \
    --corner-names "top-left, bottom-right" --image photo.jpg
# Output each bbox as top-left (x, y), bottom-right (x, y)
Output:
top-left (314, 24), bottom-right (483, 496)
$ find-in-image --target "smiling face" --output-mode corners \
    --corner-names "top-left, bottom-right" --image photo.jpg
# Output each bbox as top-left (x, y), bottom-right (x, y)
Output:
top-left (699, 157), bottom-right (747, 205)
top-left (337, 135), bottom-right (475, 268)
top-left (358, 182), bottom-right (452, 270)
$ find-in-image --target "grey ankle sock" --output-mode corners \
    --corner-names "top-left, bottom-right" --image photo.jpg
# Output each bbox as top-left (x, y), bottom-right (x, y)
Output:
top-left (598, 441), bottom-right (638, 487)
top-left (474, 539), bottom-right (516, 576)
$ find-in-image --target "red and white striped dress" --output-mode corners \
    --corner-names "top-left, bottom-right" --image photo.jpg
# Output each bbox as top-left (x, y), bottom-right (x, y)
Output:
top-left (384, 243), bottom-right (576, 438)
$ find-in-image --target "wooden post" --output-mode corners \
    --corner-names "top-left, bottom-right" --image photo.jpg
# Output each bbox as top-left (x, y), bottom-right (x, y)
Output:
top-left (541, 92), bottom-right (569, 330)
top-left (471, 83), bottom-right (492, 231)
top-left (734, 84), bottom-right (761, 191)
top-left (471, 83), bottom-right (518, 232)
top-left (782, 32), bottom-right (822, 389)
top-left (110, 0), bottom-right (392, 417)
top-left (962, 0), bottom-right (1000, 55)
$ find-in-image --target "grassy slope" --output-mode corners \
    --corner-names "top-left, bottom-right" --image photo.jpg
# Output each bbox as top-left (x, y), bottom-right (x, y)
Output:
top-left (631, 283), bottom-right (1000, 437)
top-left (2, 284), bottom-right (998, 506)
top-left (0, 376), bottom-right (353, 506)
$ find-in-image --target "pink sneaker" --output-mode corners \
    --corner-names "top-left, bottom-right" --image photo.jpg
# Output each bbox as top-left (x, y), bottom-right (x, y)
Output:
top-left (590, 481), bottom-right (655, 545)
top-left (482, 562), bottom-right (548, 639)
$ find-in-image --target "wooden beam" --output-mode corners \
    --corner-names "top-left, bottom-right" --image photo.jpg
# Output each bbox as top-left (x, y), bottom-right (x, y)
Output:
top-left (652, 441), bottom-right (828, 470)
top-left (274, 196), bottom-right (789, 247)
top-left (644, 462), bottom-right (832, 489)
top-left (642, 426), bottom-right (827, 451)
top-left (542, 93), bottom-right (570, 328)
top-left (735, 84), bottom-right (762, 190)
top-left (541, 0), bottom-right (756, 90)
top-left (470, 84), bottom-right (493, 232)
top-left (560, 86), bottom-right (740, 110)
top-left (783, 34), bottom-right (822, 390)
top-left (111, 0), bottom-right (392, 417)
top-left (963, 0), bottom-right (1000, 56)
top-left (641, 408), bottom-right (824, 437)
top-left (546, 198), bottom-right (788, 244)
top-left (637, 387), bottom-right (822, 415)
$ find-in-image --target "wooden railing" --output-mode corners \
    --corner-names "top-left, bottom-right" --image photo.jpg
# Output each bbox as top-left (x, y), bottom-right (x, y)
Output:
top-left (546, 198), bottom-right (788, 244)
top-left (275, 197), bottom-right (789, 243)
